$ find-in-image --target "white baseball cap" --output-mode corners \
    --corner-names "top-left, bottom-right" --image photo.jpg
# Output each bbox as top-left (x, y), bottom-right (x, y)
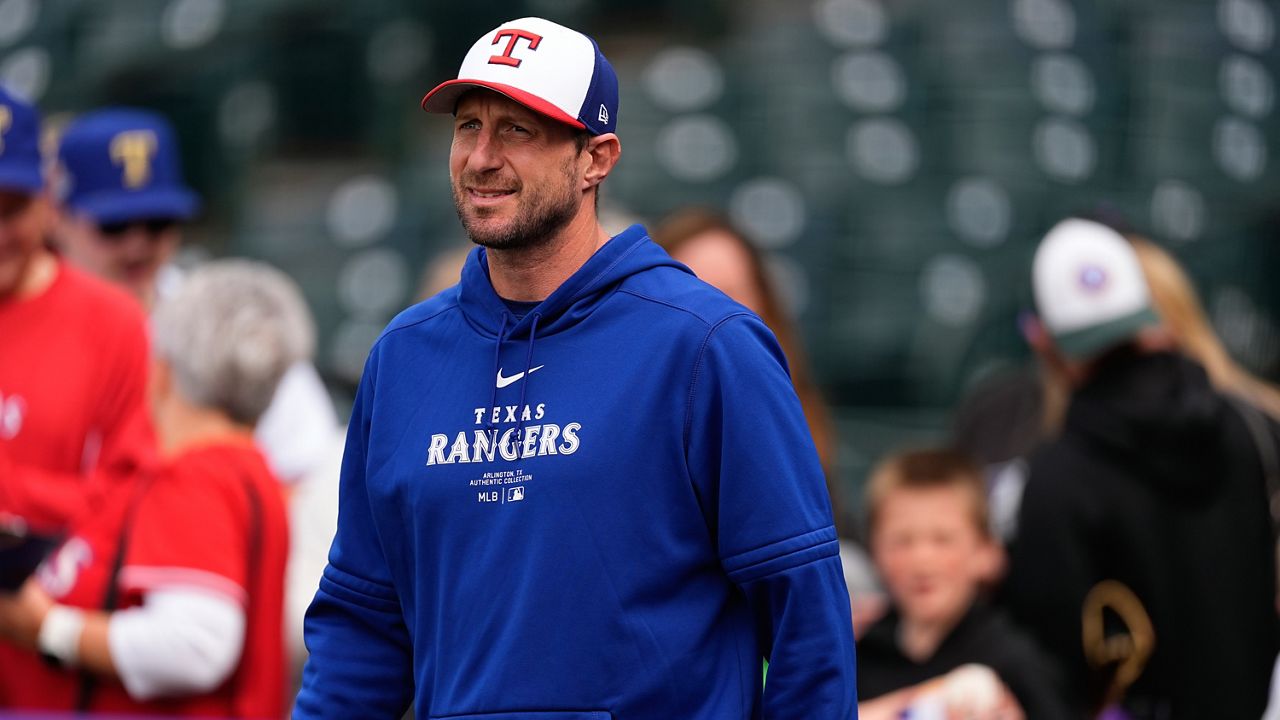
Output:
top-left (1032, 218), bottom-right (1160, 359)
top-left (421, 17), bottom-right (619, 136)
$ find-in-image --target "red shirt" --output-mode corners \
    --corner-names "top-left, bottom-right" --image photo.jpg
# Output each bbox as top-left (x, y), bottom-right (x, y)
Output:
top-left (0, 440), bottom-right (290, 717)
top-left (0, 262), bottom-right (155, 532)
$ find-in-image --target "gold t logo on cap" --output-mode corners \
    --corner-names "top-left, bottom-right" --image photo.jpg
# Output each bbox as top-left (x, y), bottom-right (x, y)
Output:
top-left (109, 130), bottom-right (158, 188)
top-left (0, 106), bottom-right (11, 156)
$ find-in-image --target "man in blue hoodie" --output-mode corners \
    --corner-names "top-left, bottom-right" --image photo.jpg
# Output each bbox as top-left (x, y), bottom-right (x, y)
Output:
top-left (294, 17), bottom-right (858, 719)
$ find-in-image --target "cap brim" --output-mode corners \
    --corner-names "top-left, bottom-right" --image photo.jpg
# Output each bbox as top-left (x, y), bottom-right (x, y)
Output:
top-left (421, 79), bottom-right (587, 132)
top-left (70, 187), bottom-right (200, 225)
top-left (1053, 306), bottom-right (1160, 360)
top-left (0, 164), bottom-right (43, 194)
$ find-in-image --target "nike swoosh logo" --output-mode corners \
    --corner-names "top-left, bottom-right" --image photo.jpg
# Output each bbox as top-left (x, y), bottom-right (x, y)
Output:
top-left (496, 365), bottom-right (544, 389)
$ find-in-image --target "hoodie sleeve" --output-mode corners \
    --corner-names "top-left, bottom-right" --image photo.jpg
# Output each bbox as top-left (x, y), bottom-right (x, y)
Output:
top-left (293, 356), bottom-right (415, 718)
top-left (686, 314), bottom-right (858, 718)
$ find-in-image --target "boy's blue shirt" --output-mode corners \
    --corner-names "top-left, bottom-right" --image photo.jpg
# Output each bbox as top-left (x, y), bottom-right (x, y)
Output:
top-left (294, 225), bottom-right (858, 719)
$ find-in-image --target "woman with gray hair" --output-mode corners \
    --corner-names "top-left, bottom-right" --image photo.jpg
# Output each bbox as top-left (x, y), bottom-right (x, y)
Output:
top-left (0, 259), bottom-right (304, 717)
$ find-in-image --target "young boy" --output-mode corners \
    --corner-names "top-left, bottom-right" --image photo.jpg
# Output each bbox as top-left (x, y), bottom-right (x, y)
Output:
top-left (857, 449), bottom-right (1069, 720)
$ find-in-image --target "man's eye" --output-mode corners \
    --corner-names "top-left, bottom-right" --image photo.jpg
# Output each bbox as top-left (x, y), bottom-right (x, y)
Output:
top-left (510, 124), bottom-right (530, 134)
top-left (458, 120), bottom-right (480, 131)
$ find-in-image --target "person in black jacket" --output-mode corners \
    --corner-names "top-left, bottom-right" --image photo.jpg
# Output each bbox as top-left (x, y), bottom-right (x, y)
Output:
top-left (857, 448), bottom-right (1069, 720)
top-left (1003, 218), bottom-right (1279, 719)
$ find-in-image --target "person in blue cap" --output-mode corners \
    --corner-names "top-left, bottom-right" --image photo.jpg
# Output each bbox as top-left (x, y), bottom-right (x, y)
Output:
top-left (0, 87), bottom-right (153, 545)
top-left (52, 107), bottom-right (339, 491)
top-left (52, 108), bottom-right (198, 311)
top-left (0, 90), bottom-right (51, 300)
top-left (49, 106), bottom-right (341, 679)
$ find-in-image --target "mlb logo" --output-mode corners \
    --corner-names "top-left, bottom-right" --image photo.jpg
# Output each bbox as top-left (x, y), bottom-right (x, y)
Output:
top-left (507, 486), bottom-right (525, 503)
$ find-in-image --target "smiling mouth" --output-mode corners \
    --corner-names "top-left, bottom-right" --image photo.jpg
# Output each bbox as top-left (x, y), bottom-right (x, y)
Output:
top-left (469, 188), bottom-right (515, 199)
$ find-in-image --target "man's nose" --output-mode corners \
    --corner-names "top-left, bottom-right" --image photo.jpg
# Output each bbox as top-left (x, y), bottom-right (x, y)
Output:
top-left (466, 131), bottom-right (504, 174)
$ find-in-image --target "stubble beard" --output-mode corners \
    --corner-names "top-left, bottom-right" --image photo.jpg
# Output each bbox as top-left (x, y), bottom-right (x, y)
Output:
top-left (452, 160), bottom-right (581, 252)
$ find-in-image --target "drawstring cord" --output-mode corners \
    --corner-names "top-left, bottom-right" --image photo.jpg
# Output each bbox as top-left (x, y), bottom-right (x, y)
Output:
top-left (486, 312), bottom-right (511, 431)
top-left (514, 313), bottom-right (542, 443)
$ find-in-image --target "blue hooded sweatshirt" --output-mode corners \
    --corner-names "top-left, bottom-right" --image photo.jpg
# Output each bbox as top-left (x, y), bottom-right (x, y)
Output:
top-left (294, 225), bottom-right (858, 719)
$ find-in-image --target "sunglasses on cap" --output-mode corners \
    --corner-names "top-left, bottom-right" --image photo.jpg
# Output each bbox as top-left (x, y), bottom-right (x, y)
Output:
top-left (96, 218), bottom-right (178, 240)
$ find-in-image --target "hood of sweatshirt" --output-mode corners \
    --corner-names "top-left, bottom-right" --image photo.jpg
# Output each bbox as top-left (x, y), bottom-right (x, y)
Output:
top-left (1064, 350), bottom-right (1227, 499)
top-left (453, 224), bottom-right (688, 429)
top-left (456, 223), bottom-right (688, 340)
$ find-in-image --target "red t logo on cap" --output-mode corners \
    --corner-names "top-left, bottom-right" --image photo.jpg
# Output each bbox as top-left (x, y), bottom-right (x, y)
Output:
top-left (489, 29), bottom-right (542, 67)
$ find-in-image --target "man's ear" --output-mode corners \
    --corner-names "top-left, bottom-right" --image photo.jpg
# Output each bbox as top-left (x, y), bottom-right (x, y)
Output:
top-left (1022, 312), bottom-right (1079, 384)
top-left (581, 133), bottom-right (621, 191)
top-left (1019, 312), bottom-right (1052, 356)
top-left (29, 192), bottom-right (54, 236)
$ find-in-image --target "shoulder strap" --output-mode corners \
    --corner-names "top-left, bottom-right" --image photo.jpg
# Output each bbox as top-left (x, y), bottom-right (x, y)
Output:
top-left (228, 466), bottom-right (264, 714)
top-left (74, 466), bottom-right (265, 713)
top-left (75, 476), bottom-right (153, 712)
top-left (238, 468), bottom-right (264, 620)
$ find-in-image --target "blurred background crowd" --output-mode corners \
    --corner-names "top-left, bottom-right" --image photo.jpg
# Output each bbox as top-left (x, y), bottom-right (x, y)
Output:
top-left (5, 0), bottom-right (1277, 474)
top-left (1, 0), bottom-right (1280, 717)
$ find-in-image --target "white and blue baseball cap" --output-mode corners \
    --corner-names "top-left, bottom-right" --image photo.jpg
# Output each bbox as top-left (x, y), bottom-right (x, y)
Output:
top-left (1032, 218), bottom-right (1160, 359)
top-left (422, 17), bottom-right (619, 136)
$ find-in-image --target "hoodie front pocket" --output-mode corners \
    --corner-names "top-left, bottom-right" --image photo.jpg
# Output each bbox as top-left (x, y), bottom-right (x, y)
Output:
top-left (427, 707), bottom-right (611, 712)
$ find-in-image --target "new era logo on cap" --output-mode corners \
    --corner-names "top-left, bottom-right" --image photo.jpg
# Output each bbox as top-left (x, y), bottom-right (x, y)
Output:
top-left (422, 17), bottom-right (619, 136)
top-left (1032, 218), bottom-right (1160, 359)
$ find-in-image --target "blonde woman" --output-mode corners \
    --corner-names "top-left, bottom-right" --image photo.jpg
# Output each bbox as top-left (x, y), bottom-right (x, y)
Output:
top-left (1129, 237), bottom-right (1280, 420)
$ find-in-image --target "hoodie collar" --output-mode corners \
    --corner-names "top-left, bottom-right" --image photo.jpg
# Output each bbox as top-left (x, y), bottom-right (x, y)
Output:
top-left (457, 223), bottom-right (680, 338)
top-left (458, 223), bottom-right (686, 435)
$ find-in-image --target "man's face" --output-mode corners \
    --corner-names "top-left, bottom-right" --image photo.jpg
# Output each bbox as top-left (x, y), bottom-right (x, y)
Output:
top-left (56, 214), bottom-right (179, 304)
top-left (449, 91), bottom-right (585, 250)
top-left (0, 189), bottom-right (50, 299)
top-left (871, 483), bottom-right (993, 629)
